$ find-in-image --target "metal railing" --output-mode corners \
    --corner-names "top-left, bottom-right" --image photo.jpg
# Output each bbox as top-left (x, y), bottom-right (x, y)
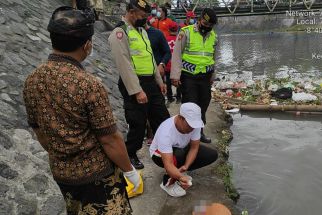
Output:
top-left (171, 0), bottom-right (322, 17)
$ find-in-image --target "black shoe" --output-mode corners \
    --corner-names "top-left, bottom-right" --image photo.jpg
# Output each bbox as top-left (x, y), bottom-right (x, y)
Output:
top-left (200, 133), bottom-right (211, 143)
top-left (130, 155), bottom-right (144, 169)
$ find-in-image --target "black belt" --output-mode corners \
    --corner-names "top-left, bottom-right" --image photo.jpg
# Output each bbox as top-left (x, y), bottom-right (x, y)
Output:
top-left (181, 72), bottom-right (212, 80)
top-left (137, 76), bottom-right (154, 81)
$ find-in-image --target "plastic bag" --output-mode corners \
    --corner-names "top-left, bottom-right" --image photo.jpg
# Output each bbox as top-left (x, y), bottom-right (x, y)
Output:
top-left (271, 88), bottom-right (292, 99)
top-left (125, 170), bottom-right (144, 198)
top-left (292, 92), bottom-right (317, 102)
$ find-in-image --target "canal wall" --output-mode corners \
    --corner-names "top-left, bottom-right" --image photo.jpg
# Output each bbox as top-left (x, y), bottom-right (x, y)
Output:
top-left (217, 11), bottom-right (322, 33)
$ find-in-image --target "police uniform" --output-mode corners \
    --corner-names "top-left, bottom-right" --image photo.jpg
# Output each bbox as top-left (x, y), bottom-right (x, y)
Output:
top-left (108, 1), bottom-right (170, 168)
top-left (170, 8), bottom-right (217, 143)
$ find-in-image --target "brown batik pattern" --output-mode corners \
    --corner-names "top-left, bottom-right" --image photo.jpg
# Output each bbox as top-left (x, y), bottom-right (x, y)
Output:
top-left (59, 168), bottom-right (132, 215)
top-left (23, 54), bottom-right (118, 185)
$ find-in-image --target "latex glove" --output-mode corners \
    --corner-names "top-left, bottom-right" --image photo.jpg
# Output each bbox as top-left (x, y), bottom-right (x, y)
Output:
top-left (124, 166), bottom-right (140, 192)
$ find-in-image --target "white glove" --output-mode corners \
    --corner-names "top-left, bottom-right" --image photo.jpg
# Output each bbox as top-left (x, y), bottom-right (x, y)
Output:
top-left (124, 166), bottom-right (140, 192)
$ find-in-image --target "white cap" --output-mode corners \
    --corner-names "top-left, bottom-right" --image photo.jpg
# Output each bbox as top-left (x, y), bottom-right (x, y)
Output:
top-left (179, 103), bottom-right (204, 128)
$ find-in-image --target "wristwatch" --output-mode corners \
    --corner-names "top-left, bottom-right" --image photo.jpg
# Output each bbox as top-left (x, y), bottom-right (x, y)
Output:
top-left (160, 62), bottom-right (165, 68)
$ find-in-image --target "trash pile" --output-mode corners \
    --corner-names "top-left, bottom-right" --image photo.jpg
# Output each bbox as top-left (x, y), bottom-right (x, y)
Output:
top-left (212, 71), bottom-right (322, 112)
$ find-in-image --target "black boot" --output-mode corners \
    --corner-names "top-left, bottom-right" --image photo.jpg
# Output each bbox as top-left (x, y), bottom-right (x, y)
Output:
top-left (129, 154), bottom-right (144, 169)
top-left (200, 128), bottom-right (211, 143)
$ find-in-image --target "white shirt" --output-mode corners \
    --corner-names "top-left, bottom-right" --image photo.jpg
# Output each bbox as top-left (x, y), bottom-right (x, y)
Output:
top-left (149, 116), bottom-right (201, 157)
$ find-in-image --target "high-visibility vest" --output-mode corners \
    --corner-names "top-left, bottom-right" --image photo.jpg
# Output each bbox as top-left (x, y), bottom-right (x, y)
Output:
top-left (181, 25), bottom-right (216, 75)
top-left (120, 23), bottom-right (155, 76)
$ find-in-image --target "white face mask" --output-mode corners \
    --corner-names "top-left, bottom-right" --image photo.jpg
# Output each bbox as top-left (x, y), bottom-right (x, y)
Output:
top-left (89, 46), bottom-right (94, 57)
top-left (156, 11), bottom-right (161, 18)
top-left (151, 9), bottom-right (157, 15)
top-left (88, 39), bottom-right (94, 57)
top-left (189, 19), bottom-right (195, 24)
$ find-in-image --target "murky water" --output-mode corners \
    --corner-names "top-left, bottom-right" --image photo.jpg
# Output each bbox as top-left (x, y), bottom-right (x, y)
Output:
top-left (229, 112), bottom-right (322, 215)
top-left (216, 32), bottom-right (322, 78)
top-left (218, 32), bottom-right (322, 215)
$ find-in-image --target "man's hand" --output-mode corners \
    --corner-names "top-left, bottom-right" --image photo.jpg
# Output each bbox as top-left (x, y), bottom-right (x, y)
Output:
top-left (171, 79), bottom-right (181, 87)
top-left (149, 17), bottom-right (156, 25)
top-left (158, 64), bottom-right (165, 77)
top-left (179, 175), bottom-right (192, 190)
top-left (159, 83), bottom-right (167, 95)
top-left (178, 165), bottom-right (188, 173)
top-left (135, 91), bottom-right (148, 104)
top-left (123, 166), bottom-right (141, 192)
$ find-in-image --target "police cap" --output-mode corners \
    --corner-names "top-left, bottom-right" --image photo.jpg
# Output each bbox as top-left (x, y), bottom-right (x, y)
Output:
top-left (200, 8), bottom-right (217, 25)
top-left (47, 6), bottom-right (95, 39)
top-left (127, 0), bottom-right (151, 13)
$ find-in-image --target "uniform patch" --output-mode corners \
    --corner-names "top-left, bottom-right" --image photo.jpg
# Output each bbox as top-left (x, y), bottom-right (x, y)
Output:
top-left (138, 0), bottom-right (147, 8)
top-left (116, 31), bottom-right (123, 40)
top-left (203, 13), bottom-right (210, 22)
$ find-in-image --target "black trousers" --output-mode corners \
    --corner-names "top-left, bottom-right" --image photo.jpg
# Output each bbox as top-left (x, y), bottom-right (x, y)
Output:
top-left (180, 73), bottom-right (212, 124)
top-left (76, 0), bottom-right (89, 9)
top-left (118, 78), bottom-right (170, 157)
top-left (152, 145), bottom-right (218, 171)
top-left (152, 144), bottom-right (218, 185)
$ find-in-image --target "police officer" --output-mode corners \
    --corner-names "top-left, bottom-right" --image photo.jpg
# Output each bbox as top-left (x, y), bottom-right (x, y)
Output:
top-left (170, 8), bottom-right (218, 143)
top-left (108, 0), bottom-right (170, 169)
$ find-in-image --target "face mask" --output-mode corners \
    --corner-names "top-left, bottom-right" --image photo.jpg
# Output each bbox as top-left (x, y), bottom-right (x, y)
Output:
top-left (151, 9), bottom-right (157, 15)
top-left (134, 17), bottom-right (147, 28)
top-left (89, 44), bottom-right (94, 57)
top-left (156, 11), bottom-right (161, 18)
top-left (199, 24), bottom-right (213, 34)
top-left (189, 19), bottom-right (195, 24)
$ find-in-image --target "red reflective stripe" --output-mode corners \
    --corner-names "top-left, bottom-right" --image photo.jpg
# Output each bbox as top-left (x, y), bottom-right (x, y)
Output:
top-left (173, 155), bottom-right (177, 167)
top-left (154, 150), bottom-right (177, 166)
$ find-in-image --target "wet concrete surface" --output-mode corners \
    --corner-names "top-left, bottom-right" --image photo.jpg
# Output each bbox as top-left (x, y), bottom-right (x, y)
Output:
top-left (130, 101), bottom-right (239, 215)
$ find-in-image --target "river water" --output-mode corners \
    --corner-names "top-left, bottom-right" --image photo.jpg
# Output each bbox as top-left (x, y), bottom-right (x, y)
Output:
top-left (216, 32), bottom-right (322, 79)
top-left (216, 32), bottom-right (322, 215)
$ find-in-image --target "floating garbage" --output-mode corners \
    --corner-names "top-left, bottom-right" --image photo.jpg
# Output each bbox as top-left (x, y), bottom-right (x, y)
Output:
top-left (212, 73), bottom-right (322, 113)
top-left (292, 92), bottom-right (318, 102)
top-left (268, 84), bottom-right (279, 92)
top-left (225, 108), bottom-right (240, 113)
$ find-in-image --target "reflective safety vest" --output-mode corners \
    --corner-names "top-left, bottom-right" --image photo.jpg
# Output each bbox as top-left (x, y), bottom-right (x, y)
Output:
top-left (181, 25), bottom-right (216, 75)
top-left (120, 23), bottom-right (155, 76)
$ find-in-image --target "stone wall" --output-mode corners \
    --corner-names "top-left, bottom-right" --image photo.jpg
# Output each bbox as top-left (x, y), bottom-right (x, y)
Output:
top-left (0, 0), bottom-right (126, 214)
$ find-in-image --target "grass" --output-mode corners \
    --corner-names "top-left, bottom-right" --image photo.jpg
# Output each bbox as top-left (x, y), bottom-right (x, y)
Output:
top-left (213, 124), bottom-right (240, 202)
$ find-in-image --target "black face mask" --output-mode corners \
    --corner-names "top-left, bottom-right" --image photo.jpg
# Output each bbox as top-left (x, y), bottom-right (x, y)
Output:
top-left (199, 24), bottom-right (213, 34)
top-left (134, 18), bottom-right (147, 28)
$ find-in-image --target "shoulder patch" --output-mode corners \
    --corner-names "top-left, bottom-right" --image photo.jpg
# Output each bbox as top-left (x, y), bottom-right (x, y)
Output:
top-left (116, 31), bottom-right (123, 40)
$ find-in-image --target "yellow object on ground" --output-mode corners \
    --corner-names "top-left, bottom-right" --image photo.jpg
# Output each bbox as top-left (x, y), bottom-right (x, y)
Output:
top-left (125, 170), bottom-right (144, 198)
